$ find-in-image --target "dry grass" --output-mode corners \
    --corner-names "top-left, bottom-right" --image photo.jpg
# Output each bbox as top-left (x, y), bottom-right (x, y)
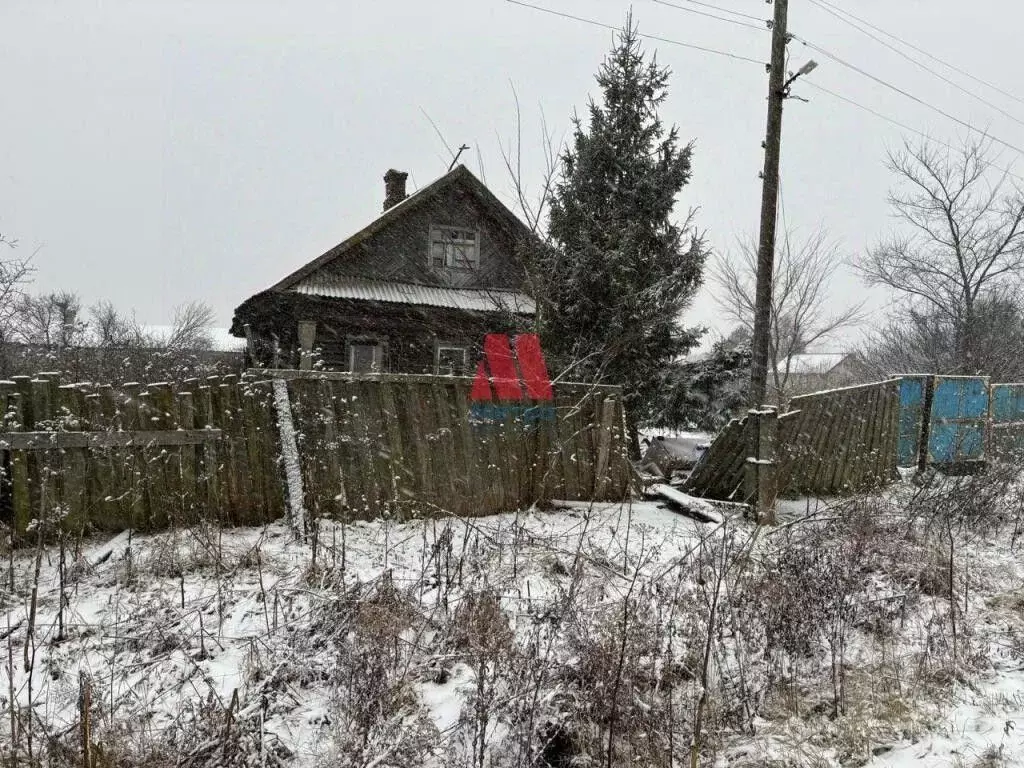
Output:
top-left (4, 468), bottom-right (1024, 766)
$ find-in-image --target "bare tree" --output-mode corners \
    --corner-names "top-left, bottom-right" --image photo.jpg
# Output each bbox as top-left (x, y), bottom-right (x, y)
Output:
top-left (160, 301), bottom-right (215, 352)
top-left (4, 295), bottom-right (226, 382)
top-left (90, 300), bottom-right (146, 348)
top-left (859, 136), bottom-right (1024, 374)
top-left (12, 291), bottom-right (86, 350)
top-left (497, 83), bottom-right (562, 237)
top-left (712, 226), bottom-right (864, 403)
top-left (495, 83), bottom-right (564, 338)
top-left (862, 291), bottom-right (1024, 381)
top-left (0, 234), bottom-right (33, 344)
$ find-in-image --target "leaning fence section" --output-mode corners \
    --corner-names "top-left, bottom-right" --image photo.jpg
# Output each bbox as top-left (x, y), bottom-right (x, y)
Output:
top-left (778, 380), bottom-right (900, 496)
top-left (682, 417), bottom-right (749, 501)
top-left (684, 379), bottom-right (900, 502)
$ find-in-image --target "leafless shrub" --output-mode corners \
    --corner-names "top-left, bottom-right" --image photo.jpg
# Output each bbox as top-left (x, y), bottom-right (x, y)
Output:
top-left (905, 465), bottom-right (1023, 536)
top-left (169, 693), bottom-right (293, 768)
top-left (3, 294), bottom-right (234, 383)
top-left (450, 590), bottom-right (513, 656)
top-left (555, 588), bottom-right (681, 767)
top-left (743, 503), bottom-right (918, 720)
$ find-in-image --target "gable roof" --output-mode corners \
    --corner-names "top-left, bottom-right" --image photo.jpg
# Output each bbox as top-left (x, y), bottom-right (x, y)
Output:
top-left (268, 164), bottom-right (534, 293)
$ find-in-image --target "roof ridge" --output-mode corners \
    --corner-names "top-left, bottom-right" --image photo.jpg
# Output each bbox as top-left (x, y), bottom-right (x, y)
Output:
top-left (265, 164), bottom-right (530, 294)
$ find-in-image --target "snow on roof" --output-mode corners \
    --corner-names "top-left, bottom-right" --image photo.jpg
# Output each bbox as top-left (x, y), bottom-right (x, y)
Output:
top-left (290, 276), bottom-right (536, 314)
top-left (778, 352), bottom-right (852, 375)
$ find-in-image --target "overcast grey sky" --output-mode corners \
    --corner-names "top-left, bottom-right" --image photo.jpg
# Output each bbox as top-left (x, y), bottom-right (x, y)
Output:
top-left (2, 0), bottom-right (1021, 342)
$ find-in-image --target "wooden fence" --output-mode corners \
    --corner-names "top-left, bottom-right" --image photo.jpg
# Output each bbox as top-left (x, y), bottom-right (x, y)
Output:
top-left (0, 370), bottom-right (631, 535)
top-left (685, 380), bottom-right (900, 501)
top-left (0, 373), bottom-right (285, 535)
top-left (269, 370), bottom-right (631, 521)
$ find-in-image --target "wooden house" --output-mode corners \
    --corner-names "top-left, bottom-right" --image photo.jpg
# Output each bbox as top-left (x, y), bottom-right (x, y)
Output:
top-left (230, 166), bottom-right (537, 374)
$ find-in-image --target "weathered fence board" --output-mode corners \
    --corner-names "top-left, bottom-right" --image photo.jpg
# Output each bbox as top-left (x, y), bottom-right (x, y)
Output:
top-left (0, 430), bottom-right (222, 450)
top-left (0, 374), bottom-right (285, 535)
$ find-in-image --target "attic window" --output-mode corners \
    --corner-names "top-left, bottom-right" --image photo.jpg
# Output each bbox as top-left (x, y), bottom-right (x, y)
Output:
top-left (429, 226), bottom-right (479, 270)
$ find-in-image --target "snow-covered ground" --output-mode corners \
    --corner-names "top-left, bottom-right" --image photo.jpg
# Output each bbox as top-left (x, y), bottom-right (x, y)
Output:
top-left (3, 485), bottom-right (1024, 766)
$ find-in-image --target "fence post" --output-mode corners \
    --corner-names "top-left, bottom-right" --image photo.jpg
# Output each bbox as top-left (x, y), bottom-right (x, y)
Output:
top-left (79, 671), bottom-right (92, 768)
top-left (917, 376), bottom-right (936, 471)
top-left (744, 407), bottom-right (778, 525)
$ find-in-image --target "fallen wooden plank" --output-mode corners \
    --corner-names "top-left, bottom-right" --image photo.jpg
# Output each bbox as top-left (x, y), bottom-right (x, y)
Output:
top-left (649, 483), bottom-right (724, 524)
top-left (0, 429), bottom-right (223, 450)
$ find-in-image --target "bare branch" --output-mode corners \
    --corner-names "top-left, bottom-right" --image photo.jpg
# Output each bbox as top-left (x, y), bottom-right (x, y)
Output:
top-left (418, 108), bottom-right (457, 166)
top-left (858, 135), bottom-right (1024, 372)
top-left (711, 226), bottom-right (865, 402)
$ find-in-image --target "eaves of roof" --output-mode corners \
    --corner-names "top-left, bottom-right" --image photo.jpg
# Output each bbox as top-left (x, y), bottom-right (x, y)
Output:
top-left (290, 275), bottom-right (536, 315)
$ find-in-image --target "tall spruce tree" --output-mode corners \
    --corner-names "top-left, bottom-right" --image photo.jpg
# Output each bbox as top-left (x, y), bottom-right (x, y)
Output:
top-left (544, 17), bottom-right (707, 446)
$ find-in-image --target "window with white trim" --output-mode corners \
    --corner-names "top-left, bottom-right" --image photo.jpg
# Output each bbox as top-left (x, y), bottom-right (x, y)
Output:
top-left (429, 225), bottom-right (479, 269)
top-left (349, 341), bottom-right (384, 373)
top-left (435, 345), bottom-right (468, 376)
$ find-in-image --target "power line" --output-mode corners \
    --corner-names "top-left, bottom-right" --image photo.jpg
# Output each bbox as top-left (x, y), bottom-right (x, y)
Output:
top-left (815, 0), bottom-right (1024, 110)
top-left (801, 79), bottom-right (1024, 185)
top-left (656, 0), bottom-right (767, 24)
top-left (650, 0), bottom-right (768, 32)
top-left (804, 0), bottom-right (1024, 131)
top-left (789, 33), bottom-right (1024, 157)
top-left (504, 0), bottom-right (767, 65)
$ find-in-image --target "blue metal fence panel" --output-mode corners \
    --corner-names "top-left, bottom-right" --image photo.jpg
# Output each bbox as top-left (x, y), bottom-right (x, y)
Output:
top-left (897, 376), bottom-right (928, 467)
top-left (990, 383), bottom-right (1024, 459)
top-left (927, 376), bottom-right (989, 464)
top-left (992, 384), bottom-right (1024, 422)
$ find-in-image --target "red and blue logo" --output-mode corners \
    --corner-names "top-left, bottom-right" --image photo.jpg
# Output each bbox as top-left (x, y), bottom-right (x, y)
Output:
top-left (469, 333), bottom-right (555, 424)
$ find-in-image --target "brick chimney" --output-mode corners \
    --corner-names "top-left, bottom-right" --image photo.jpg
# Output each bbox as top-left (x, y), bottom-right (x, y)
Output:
top-left (383, 169), bottom-right (409, 211)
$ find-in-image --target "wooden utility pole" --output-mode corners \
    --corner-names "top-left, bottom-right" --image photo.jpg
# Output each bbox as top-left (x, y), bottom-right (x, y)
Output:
top-left (749, 0), bottom-right (790, 409)
top-left (746, 0), bottom-right (792, 524)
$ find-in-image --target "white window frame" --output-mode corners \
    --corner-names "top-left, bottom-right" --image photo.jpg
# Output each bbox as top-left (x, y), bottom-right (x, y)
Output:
top-left (435, 344), bottom-right (469, 376)
top-left (348, 340), bottom-right (384, 373)
top-left (428, 225), bottom-right (480, 270)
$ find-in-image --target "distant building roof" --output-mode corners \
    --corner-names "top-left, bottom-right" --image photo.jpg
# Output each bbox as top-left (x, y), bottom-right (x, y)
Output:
top-left (291, 276), bottom-right (535, 314)
top-left (778, 352), bottom-right (853, 376)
